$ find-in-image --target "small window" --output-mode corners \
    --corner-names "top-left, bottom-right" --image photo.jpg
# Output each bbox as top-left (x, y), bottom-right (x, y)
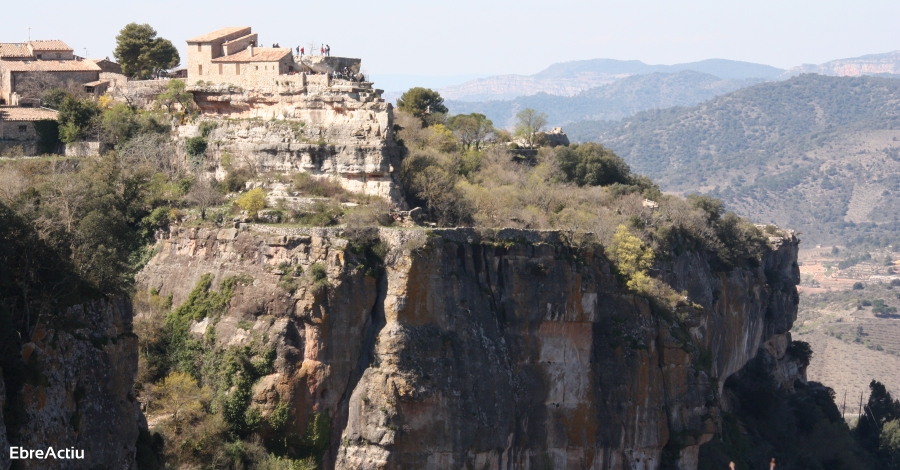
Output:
top-left (36, 54), bottom-right (42, 59)
top-left (197, 44), bottom-right (202, 52)
top-left (218, 63), bottom-right (223, 75)
top-left (236, 64), bottom-right (240, 75)
top-left (18, 125), bottom-right (27, 133)
top-left (255, 65), bottom-right (259, 70)
top-left (199, 64), bottom-right (203, 75)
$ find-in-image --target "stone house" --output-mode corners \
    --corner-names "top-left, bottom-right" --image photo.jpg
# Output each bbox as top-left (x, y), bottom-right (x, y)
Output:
top-left (187, 27), bottom-right (297, 84)
top-left (91, 58), bottom-right (122, 74)
top-left (0, 107), bottom-right (58, 155)
top-left (0, 40), bottom-right (101, 105)
top-left (186, 27), bottom-right (361, 88)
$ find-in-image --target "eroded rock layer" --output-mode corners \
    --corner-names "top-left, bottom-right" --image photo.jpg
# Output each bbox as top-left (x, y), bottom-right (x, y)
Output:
top-left (135, 225), bottom-right (799, 470)
top-left (184, 79), bottom-right (402, 203)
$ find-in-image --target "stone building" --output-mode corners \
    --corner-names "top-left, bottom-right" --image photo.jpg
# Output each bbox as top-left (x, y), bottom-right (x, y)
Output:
top-left (91, 58), bottom-right (122, 74)
top-left (183, 26), bottom-right (399, 202)
top-left (0, 107), bottom-right (58, 155)
top-left (186, 27), bottom-right (361, 88)
top-left (0, 40), bottom-right (101, 105)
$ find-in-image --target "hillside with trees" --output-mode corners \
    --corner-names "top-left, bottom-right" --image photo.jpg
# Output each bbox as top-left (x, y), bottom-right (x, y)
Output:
top-left (567, 74), bottom-right (900, 246)
top-left (446, 71), bottom-right (763, 128)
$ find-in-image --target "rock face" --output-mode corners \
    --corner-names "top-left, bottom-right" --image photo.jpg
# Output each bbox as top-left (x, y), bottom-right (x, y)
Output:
top-left (137, 225), bottom-right (799, 470)
top-left (183, 77), bottom-right (402, 203)
top-left (4, 298), bottom-right (141, 470)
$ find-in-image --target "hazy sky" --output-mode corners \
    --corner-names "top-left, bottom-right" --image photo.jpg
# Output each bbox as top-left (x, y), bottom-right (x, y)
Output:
top-left (2, 0), bottom-right (898, 77)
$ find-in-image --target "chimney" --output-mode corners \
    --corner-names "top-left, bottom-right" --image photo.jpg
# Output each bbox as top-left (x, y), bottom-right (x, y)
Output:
top-left (248, 45), bottom-right (254, 57)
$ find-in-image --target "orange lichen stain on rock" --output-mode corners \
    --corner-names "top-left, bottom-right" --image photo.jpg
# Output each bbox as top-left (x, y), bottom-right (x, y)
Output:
top-left (31, 324), bottom-right (47, 342)
top-left (560, 402), bottom-right (599, 458)
top-left (21, 342), bottom-right (37, 360)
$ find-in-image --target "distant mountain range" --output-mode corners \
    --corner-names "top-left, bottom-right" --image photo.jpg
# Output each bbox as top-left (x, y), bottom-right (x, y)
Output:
top-left (781, 51), bottom-right (900, 79)
top-left (566, 74), bottom-right (900, 245)
top-left (440, 58), bottom-right (784, 102)
top-left (446, 71), bottom-right (763, 128)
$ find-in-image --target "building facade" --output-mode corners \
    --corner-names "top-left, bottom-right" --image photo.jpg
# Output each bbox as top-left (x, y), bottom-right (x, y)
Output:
top-left (0, 40), bottom-right (101, 105)
top-left (186, 27), bottom-right (361, 88)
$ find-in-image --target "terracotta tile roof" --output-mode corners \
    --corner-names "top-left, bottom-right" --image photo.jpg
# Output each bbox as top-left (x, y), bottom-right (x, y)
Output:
top-left (28, 40), bottom-right (73, 51)
top-left (222, 34), bottom-right (257, 47)
top-left (0, 107), bottom-right (59, 122)
top-left (187, 27), bottom-right (251, 43)
top-left (0, 43), bottom-right (32, 58)
top-left (0, 59), bottom-right (101, 72)
top-left (212, 48), bottom-right (291, 63)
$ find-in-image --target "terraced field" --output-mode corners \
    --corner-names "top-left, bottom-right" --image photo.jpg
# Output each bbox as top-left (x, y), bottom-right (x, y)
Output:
top-left (794, 277), bottom-right (900, 404)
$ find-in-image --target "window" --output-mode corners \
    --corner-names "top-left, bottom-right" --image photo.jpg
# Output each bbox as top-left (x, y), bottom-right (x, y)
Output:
top-left (199, 64), bottom-right (203, 75)
top-left (36, 54), bottom-right (42, 59)
top-left (218, 64), bottom-right (223, 75)
top-left (18, 125), bottom-right (27, 133)
top-left (236, 64), bottom-right (240, 75)
top-left (255, 66), bottom-right (259, 70)
top-left (197, 44), bottom-right (202, 52)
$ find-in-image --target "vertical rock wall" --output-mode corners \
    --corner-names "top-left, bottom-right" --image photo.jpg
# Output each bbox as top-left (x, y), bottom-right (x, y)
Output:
top-left (137, 226), bottom-right (799, 470)
top-left (5, 298), bottom-right (141, 470)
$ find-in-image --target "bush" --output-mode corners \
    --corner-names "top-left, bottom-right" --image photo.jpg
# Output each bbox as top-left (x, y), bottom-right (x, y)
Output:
top-left (222, 167), bottom-right (251, 193)
top-left (236, 188), bottom-right (266, 219)
top-left (787, 340), bottom-right (813, 366)
top-left (293, 172), bottom-right (346, 199)
top-left (853, 282), bottom-right (865, 290)
top-left (184, 136), bottom-right (207, 158)
top-left (555, 143), bottom-right (638, 187)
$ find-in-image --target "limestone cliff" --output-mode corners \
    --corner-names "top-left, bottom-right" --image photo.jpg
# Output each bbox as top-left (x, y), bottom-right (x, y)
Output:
top-left (137, 225), bottom-right (799, 469)
top-left (2, 298), bottom-right (142, 470)
top-left (182, 77), bottom-right (402, 203)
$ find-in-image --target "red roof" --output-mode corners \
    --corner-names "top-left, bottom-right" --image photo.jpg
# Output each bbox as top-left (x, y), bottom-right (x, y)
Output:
top-left (0, 59), bottom-right (101, 72)
top-left (212, 47), bottom-right (291, 63)
top-left (0, 107), bottom-right (59, 122)
top-left (187, 27), bottom-right (251, 43)
top-left (28, 40), bottom-right (73, 51)
top-left (0, 43), bottom-right (31, 58)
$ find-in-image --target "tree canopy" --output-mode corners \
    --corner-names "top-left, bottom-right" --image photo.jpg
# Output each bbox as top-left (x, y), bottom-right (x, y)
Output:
top-left (397, 87), bottom-right (447, 123)
top-left (514, 108), bottom-right (547, 148)
top-left (555, 142), bottom-right (637, 187)
top-left (448, 113), bottom-right (494, 149)
top-left (114, 23), bottom-right (180, 79)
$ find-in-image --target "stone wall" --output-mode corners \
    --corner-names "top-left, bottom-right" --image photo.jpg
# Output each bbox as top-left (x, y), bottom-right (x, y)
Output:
top-left (0, 119), bottom-right (38, 140)
top-left (63, 141), bottom-right (100, 157)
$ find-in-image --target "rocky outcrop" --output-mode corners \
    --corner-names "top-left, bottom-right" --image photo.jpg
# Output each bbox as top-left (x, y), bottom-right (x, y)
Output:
top-left (137, 225), bottom-right (798, 469)
top-left (183, 78), bottom-right (401, 203)
top-left (4, 298), bottom-right (141, 470)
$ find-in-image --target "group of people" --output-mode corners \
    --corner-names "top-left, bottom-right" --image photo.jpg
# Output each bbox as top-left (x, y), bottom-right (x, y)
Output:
top-left (332, 66), bottom-right (365, 82)
top-left (295, 44), bottom-right (331, 56)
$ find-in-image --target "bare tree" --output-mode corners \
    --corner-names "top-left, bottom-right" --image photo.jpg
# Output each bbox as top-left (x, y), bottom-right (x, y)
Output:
top-left (117, 133), bottom-right (179, 177)
top-left (185, 178), bottom-right (222, 219)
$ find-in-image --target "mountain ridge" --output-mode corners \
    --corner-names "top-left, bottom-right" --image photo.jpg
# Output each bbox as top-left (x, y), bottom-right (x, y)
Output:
top-left (440, 58), bottom-right (783, 101)
top-left (566, 74), bottom-right (900, 246)
top-left (446, 70), bottom-right (763, 128)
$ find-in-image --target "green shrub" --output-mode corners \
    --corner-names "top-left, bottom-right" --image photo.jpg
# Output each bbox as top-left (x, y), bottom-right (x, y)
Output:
top-left (184, 136), bottom-right (207, 158)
